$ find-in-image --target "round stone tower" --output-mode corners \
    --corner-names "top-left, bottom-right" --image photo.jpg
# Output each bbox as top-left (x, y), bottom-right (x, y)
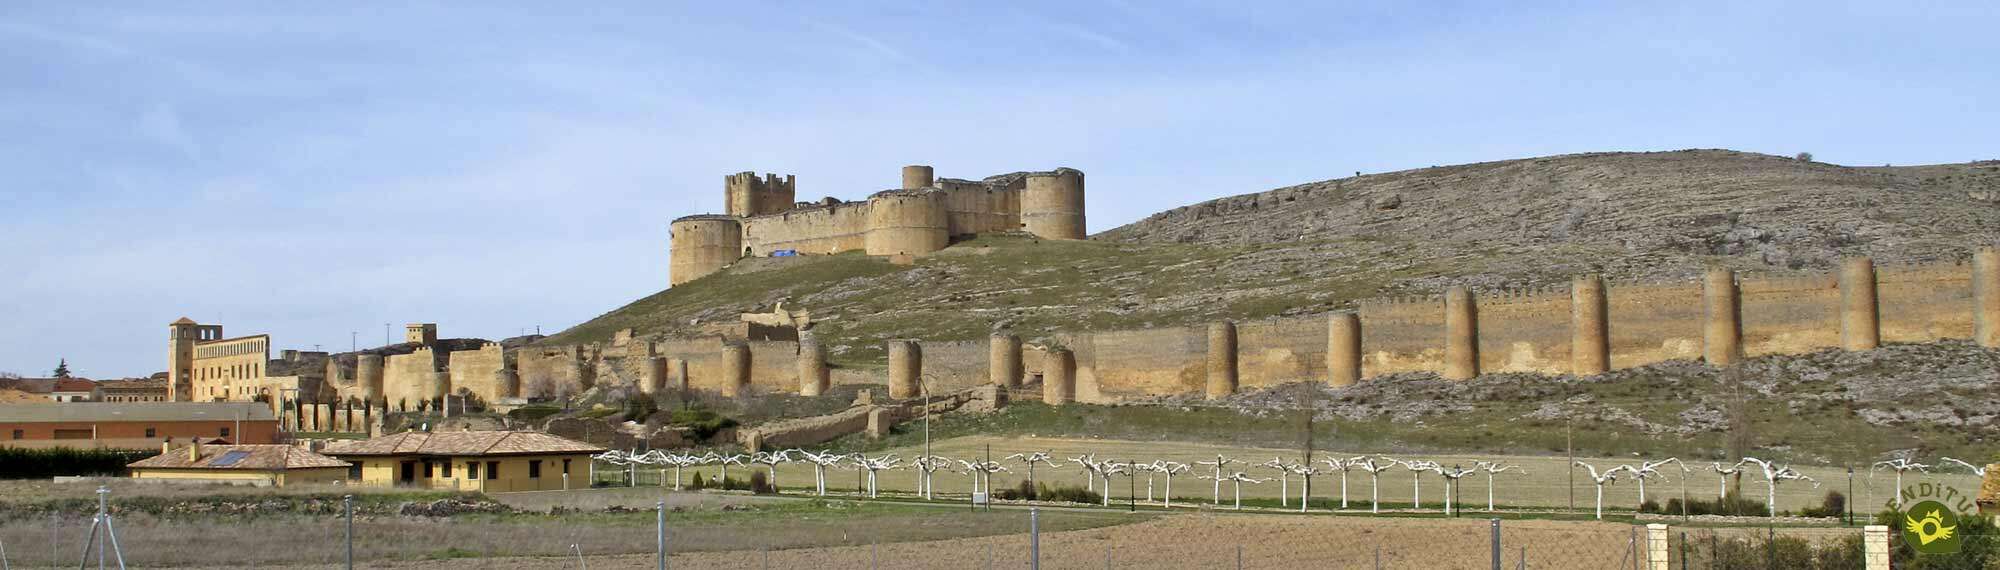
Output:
top-left (669, 215), bottom-right (743, 286)
top-left (901, 165), bottom-right (935, 189)
top-left (1022, 168), bottom-right (1086, 240)
top-left (864, 189), bottom-right (949, 256)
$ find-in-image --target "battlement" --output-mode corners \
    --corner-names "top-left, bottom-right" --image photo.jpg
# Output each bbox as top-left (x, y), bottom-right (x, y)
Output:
top-left (671, 163), bottom-right (1088, 284)
top-left (724, 171), bottom-right (798, 218)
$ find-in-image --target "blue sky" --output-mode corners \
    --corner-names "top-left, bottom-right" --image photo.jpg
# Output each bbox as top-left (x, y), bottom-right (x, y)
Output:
top-left (3, 2), bottom-right (1995, 378)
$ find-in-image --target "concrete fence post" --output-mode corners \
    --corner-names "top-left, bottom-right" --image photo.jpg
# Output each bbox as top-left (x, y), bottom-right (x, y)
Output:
top-left (344, 494), bottom-right (354, 570)
top-left (1490, 518), bottom-right (1502, 570)
top-left (1839, 256), bottom-right (1880, 350)
top-left (1974, 247), bottom-right (2000, 347)
top-left (1030, 508), bottom-right (1040, 570)
top-left (1570, 275), bottom-right (1609, 375)
top-left (1206, 322), bottom-right (1238, 399)
top-left (1444, 287), bottom-right (1480, 380)
top-left (1863, 525), bottom-right (1890, 570)
top-left (1327, 313), bottom-right (1362, 387)
top-left (1702, 267), bottom-right (1742, 366)
top-left (1645, 523), bottom-right (1669, 570)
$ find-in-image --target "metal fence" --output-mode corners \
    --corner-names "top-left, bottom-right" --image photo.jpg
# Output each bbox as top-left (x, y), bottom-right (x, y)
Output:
top-left (6, 486), bottom-right (1958, 569)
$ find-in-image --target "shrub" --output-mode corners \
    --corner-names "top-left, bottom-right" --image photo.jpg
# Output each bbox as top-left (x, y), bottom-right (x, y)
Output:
top-left (1662, 493), bottom-right (1769, 517)
top-left (688, 471), bottom-right (707, 490)
top-left (993, 479), bottom-right (1039, 501)
top-left (667, 407), bottom-right (738, 441)
top-left (749, 470), bottom-right (775, 494)
top-left (1800, 490), bottom-right (1846, 518)
top-left (1031, 482), bottom-right (1100, 505)
top-left (0, 447), bottom-right (152, 479)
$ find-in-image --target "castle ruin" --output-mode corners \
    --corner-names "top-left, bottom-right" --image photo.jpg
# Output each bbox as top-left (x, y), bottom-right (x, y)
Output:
top-left (668, 164), bottom-right (1087, 285)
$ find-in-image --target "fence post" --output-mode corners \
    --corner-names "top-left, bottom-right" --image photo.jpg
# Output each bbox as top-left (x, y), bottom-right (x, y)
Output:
top-left (1766, 526), bottom-right (1775, 570)
top-left (1030, 508), bottom-right (1040, 570)
top-left (1646, 524), bottom-right (1669, 570)
top-left (344, 494), bottom-right (354, 570)
top-left (1678, 531), bottom-right (1688, 570)
top-left (1629, 525), bottom-right (1639, 570)
top-left (656, 500), bottom-right (666, 570)
top-left (1863, 525), bottom-right (1890, 570)
top-left (1490, 518), bottom-right (1502, 570)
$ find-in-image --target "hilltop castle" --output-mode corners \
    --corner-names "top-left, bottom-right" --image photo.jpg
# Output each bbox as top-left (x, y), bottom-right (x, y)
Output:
top-left (668, 164), bottom-right (1087, 285)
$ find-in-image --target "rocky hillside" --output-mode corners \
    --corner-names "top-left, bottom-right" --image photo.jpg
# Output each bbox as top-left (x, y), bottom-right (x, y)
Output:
top-left (1102, 149), bottom-right (2000, 271)
top-left (546, 150), bottom-right (2000, 364)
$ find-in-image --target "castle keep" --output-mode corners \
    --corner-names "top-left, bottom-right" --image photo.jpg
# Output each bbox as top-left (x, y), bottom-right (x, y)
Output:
top-left (668, 164), bottom-right (1087, 285)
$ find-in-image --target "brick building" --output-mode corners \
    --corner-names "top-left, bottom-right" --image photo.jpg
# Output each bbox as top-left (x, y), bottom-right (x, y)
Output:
top-left (0, 402), bottom-right (278, 449)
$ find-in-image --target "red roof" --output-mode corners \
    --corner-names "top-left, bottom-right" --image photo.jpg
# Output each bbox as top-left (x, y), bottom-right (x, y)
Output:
top-left (52, 379), bottom-right (95, 393)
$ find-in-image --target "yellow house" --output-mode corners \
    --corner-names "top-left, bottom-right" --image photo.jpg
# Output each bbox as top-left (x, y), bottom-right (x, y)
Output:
top-left (320, 430), bottom-right (603, 492)
top-left (128, 441), bottom-right (350, 487)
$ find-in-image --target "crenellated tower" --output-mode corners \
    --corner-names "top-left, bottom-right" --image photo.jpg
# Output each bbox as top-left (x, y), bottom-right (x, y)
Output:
top-left (724, 172), bottom-right (797, 218)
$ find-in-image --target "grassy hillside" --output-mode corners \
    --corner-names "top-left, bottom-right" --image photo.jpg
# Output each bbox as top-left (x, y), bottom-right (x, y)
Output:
top-left (545, 149), bottom-right (2000, 367)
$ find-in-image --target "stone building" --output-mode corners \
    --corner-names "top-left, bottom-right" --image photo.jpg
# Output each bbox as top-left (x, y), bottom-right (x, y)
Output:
top-left (668, 163), bottom-right (1088, 285)
top-left (127, 441), bottom-right (350, 487)
top-left (321, 430), bottom-right (603, 492)
top-left (166, 317), bottom-right (327, 407)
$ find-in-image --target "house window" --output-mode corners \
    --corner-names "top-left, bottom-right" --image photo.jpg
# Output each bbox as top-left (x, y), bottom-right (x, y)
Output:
top-left (219, 427), bottom-right (231, 438)
top-left (145, 428), bottom-right (156, 438)
top-left (9, 430), bottom-right (20, 439)
top-left (529, 460), bottom-right (541, 479)
top-left (349, 462), bottom-right (363, 479)
top-left (468, 462), bottom-right (480, 479)
top-left (486, 461), bottom-right (499, 479)
top-left (424, 462), bottom-right (434, 478)
top-left (442, 461), bottom-right (453, 478)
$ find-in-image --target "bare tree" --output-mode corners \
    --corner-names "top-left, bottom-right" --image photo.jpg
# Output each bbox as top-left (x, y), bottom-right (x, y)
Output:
top-left (1746, 457), bottom-right (1820, 517)
top-left (1476, 461), bottom-right (1526, 512)
top-left (1940, 457), bottom-right (1989, 477)
top-left (1575, 461), bottom-right (1633, 520)
top-left (1353, 456), bottom-right (1398, 514)
top-left (1870, 459), bottom-right (1930, 510)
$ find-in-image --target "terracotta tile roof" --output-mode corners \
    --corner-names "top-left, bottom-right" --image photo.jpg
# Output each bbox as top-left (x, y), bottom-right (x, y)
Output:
top-left (322, 430), bottom-right (603, 457)
top-left (172, 317), bottom-right (199, 325)
top-left (128, 444), bottom-right (349, 471)
top-left (52, 379), bottom-right (96, 393)
top-left (0, 402), bottom-right (274, 423)
top-left (0, 378), bottom-right (55, 394)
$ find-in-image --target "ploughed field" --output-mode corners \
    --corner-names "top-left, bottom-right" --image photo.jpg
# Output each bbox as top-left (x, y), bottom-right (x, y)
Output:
top-left (286, 514), bottom-right (1859, 570)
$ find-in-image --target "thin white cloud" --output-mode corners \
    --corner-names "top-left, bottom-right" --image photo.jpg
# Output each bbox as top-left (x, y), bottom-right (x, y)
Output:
top-left (139, 103), bottom-right (199, 159)
top-left (800, 17), bottom-right (908, 62)
top-left (1051, 22), bottom-right (1131, 53)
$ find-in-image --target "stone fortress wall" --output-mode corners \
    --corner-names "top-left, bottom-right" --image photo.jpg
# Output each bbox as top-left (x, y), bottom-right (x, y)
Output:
top-left (668, 163), bottom-right (1087, 285)
top-left (513, 247), bottom-right (2000, 408)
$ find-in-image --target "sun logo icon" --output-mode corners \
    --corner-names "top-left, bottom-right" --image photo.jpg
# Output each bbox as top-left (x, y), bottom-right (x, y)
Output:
top-left (1902, 500), bottom-right (1962, 554)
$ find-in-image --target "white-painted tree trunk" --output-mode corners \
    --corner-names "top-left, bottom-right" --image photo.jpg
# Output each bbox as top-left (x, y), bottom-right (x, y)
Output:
top-left (1487, 473), bottom-right (1496, 512)
top-left (1594, 484), bottom-right (1605, 520)
top-left (1279, 472), bottom-right (1289, 507)
top-left (1341, 472), bottom-right (1350, 509)
top-left (1371, 474), bottom-right (1381, 514)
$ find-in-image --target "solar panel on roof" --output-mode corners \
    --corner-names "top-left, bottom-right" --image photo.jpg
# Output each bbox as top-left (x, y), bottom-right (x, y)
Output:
top-left (210, 450), bottom-right (252, 467)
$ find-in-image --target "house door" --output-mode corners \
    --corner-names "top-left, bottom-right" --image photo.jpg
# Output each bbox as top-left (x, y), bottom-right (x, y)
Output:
top-left (399, 461), bottom-right (416, 485)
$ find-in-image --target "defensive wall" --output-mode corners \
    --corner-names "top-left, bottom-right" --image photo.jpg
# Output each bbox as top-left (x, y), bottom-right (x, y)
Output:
top-left (668, 164), bottom-right (1087, 285)
top-left (523, 248), bottom-right (2000, 406)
